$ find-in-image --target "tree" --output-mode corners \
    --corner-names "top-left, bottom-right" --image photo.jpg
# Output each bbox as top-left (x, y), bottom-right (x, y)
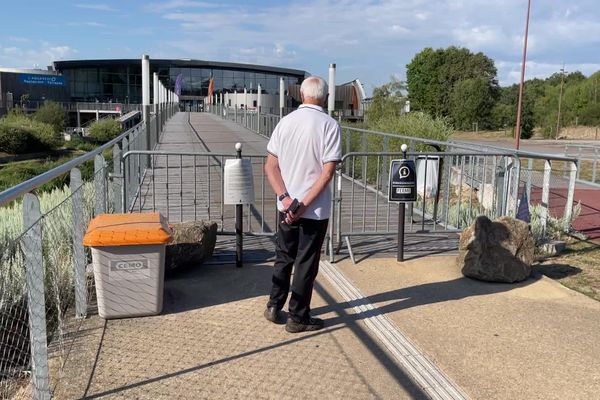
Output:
top-left (450, 78), bottom-right (496, 130)
top-left (33, 101), bottom-right (67, 134)
top-left (366, 76), bottom-right (407, 124)
top-left (406, 46), bottom-right (498, 121)
top-left (88, 118), bottom-right (122, 142)
top-left (493, 84), bottom-right (535, 138)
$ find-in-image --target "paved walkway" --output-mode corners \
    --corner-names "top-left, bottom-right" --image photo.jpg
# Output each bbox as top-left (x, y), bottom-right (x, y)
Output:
top-left (50, 113), bottom-right (600, 399)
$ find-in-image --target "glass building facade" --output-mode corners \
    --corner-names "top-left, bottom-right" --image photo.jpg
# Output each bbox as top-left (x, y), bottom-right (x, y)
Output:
top-left (53, 59), bottom-right (308, 104)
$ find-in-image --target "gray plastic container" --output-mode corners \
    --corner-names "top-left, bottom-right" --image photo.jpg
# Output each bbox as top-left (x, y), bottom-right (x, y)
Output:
top-left (91, 244), bottom-right (166, 318)
top-left (83, 212), bottom-right (172, 319)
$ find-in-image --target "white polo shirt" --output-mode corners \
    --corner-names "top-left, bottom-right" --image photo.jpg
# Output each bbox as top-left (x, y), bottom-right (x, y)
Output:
top-left (267, 104), bottom-right (342, 220)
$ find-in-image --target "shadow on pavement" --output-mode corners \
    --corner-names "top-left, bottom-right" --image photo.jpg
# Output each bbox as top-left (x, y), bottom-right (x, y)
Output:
top-left (532, 263), bottom-right (582, 279)
top-left (313, 273), bottom-right (541, 327)
top-left (314, 282), bottom-right (429, 399)
top-left (162, 262), bottom-right (273, 314)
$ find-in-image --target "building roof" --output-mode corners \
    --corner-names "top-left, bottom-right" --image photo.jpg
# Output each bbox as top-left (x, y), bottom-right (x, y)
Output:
top-left (0, 67), bottom-right (58, 75)
top-left (53, 59), bottom-right (309, 77)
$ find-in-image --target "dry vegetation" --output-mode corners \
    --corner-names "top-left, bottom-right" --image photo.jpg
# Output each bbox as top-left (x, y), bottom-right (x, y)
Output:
top-left (534, 236), bottom-right (600, 302)
top-left (451, 125), bottom-right (600, 140)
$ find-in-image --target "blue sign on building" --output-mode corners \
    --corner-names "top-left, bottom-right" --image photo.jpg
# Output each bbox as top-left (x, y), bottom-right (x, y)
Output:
top-left (20, 74), bottom-right (66, 86)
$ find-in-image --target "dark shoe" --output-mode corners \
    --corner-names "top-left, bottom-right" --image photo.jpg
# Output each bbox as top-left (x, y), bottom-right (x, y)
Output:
top-left (285, 317), bottom-right (324, 333)
top-left (264, 307), bottom-right (285, 324)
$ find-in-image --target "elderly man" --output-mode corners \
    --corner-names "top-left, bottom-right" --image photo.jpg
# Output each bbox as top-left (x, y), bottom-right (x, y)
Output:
top-left (263, 76), bottom-right (341, 333)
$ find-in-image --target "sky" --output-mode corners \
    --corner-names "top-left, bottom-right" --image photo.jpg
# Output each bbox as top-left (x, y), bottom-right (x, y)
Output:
top-left (1, 0), bottom-right (599, 94)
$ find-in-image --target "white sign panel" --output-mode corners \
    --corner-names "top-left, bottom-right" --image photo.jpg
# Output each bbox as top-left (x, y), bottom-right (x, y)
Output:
top-left (224, 159), bottom-right (255, 204)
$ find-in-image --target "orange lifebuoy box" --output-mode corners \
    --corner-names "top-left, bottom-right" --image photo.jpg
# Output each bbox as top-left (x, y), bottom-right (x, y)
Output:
top-left (83, 213), bottom-right (172, 319)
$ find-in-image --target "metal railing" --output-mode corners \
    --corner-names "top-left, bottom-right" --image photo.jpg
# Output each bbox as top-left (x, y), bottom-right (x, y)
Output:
top-left (16, 101), bottom-right (143, 113)
top-left (208, 103), bottom-right (282, 139)
top-left (208, 105), bottom-right (579, 262)
top-left (122, 149), bottom-right (276, 235)
top-left (564, 143), bottom-right (600, 187)
top-left (327, 150), bottom-right (577, 263)
top-left (0, 103), bottom-right (177, 399)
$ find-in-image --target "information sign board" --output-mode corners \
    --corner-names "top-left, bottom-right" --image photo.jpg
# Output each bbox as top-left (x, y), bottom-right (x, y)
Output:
top-left (224, 159), bottom-right (255, 204)
top-left (389, 159), bottom-right (417, 202)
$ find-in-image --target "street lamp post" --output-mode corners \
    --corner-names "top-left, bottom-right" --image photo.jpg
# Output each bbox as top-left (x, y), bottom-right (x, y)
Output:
top-left (515, 0), bottom-right (532, 150)
top-left (556, 65), bottom-right (566, 140)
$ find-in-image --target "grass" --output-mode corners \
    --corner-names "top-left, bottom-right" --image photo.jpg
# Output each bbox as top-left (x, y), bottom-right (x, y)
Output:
top-left (0, 157), bottom-right (95, 193)
top-left (534, 237), bottom-right (600, 302)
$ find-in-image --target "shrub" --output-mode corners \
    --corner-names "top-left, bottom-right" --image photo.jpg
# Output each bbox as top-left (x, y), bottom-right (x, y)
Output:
top-left (530, 202), bottom-right (582, 245)
top-left (0, 120), bottom-right (30, 153)
top-left (28, 119), bottom-right (64, 151)
top-left (0, 112), bottom-right (63, 153)
top-left (88, 118), bottom-right (122, 142)
top-left (32, 101), bottom-right (67, 134)
top-left (366, 111), bottom-right (453, 151)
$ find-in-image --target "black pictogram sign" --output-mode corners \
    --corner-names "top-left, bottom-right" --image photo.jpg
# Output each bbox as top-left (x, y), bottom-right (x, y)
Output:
top-left (389, 159), bottom-right (417, 202)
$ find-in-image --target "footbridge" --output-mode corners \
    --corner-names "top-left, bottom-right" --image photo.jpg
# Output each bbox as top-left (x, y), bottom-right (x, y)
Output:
top-left (2, 93), bottom-right (594, 399)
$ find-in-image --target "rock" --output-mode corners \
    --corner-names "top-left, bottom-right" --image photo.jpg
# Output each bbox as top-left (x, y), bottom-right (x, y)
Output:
top-left (540, 240), bottom-right (566, 256)
top-left (458, 215), bottom-right (534, 283)
top-left (165, 220), bottom-right (218, 273)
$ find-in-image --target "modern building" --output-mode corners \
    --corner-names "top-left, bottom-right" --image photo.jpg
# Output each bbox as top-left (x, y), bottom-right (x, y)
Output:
top-left (1, 58), bottom-right (366, 118)
top-left (0, 67), bottom-right (68, 114)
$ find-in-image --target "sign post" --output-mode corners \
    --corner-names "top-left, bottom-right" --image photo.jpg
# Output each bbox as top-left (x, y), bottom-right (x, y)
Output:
top-left (389, 144), bottom-right (416, 262)
top-left (224, 143), bottom-right (255, 268)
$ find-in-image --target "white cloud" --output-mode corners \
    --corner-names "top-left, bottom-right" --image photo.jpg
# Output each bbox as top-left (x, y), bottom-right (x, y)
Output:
top-left (75, 3), bottom-right (116, 12)
top-left (67, 22), bottom-right (106, 28)
top-left (452, 25), bottom-right (504, 49)
top-left (8, 36), bottom-right (30, 43)
top-left (145, 1), bottom-right (221, 13)
top-left (496, 60), bottom-right (600, 85)
top-left (43, 45), bottom-right (76, 61)
top-left (391, 25), bottom-right (410, 34)
top-left (0, 43), bottom-right (77, 68)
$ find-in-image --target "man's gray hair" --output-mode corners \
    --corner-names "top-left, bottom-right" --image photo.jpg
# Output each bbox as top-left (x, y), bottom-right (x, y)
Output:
top-left (300, 76), bottom-right (328, 101)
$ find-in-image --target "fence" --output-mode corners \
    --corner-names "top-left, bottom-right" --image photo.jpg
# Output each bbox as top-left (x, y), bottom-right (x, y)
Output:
top-left (122, 150), bottom-right (276, 235)
top-left (564, 143), bottom-right (600, 187)
top-left (327, 149), bottom-right (577, 263)
top-left (206, 106), bottom-right (579, 261)
top-left (208, 103), bottom-right (281, 139)
top-left (0, 103), bottom-right (177, 399)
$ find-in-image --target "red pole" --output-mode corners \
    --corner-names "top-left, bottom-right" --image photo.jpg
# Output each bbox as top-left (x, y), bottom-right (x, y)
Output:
top-left (515, 0), bottom-right (532, 150)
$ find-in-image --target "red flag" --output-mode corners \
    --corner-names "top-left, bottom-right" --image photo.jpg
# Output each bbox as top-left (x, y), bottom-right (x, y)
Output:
top-left (207, 78), bottom-right (214, 104)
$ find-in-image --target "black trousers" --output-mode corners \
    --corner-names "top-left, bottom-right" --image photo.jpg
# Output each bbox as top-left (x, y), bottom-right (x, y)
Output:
top-left (267, 213), bottom-right (329, 323)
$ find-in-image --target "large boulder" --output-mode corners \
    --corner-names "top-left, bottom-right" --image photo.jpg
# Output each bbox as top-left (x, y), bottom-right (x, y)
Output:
top-left (165, 220), bottom-right (218, 273)
top-left (458, 215), bottom-right (534, 283)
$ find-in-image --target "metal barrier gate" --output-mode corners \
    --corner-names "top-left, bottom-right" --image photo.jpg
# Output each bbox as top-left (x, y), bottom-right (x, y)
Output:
top-left (328, 149), bottom-right (578, 263)
top-left (122, 150), bottom-right (277, 236)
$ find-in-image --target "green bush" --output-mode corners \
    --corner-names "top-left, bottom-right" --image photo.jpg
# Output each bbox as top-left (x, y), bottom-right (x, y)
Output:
top-left (0, 112), bottom-right (63, 153)
top-left (63, 135), bottom-right (99, 152)
top-left (366, 111), bottom-right (453, 151)
top-left (88, 118), bottom-right (122, 142)
top-left (32, 101), bottom-right (67, 134)
top-left (0, 121), bottom-right (30, 153)
top-left (0, 157), bottom-right (95, 193)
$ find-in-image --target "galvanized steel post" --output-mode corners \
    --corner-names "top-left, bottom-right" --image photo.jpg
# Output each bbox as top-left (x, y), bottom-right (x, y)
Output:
top-left (279, 77), bottom-right (284, 118)
top-left (153, 73), bottom-right (160, 143)
top-left (94, 154), bottom-right (107, 215)
top-left (257, 84), bottom-right (262, 134)
top-left (70, 168), bottom-right (87, 318)
top-left (24, 193), bottom-right (51, 400)
top-left (328, 63), bottom-right (336, 116)
top-left (235, 143), bottom-right (243, 268)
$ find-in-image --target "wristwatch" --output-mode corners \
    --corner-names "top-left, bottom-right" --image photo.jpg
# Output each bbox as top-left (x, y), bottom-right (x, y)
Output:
top-left (278, 192), bottom-right (290, 201)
